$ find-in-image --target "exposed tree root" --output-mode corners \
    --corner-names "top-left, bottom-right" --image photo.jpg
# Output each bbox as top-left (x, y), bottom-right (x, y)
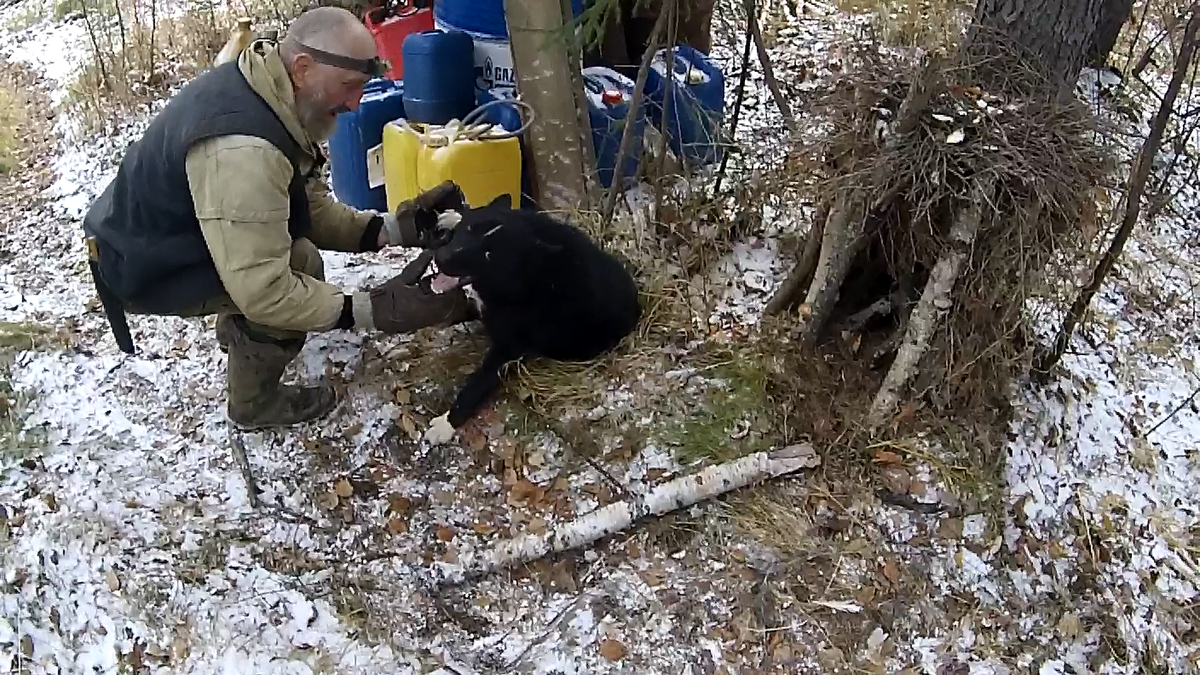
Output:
top-left (868, 176), bottom-right (995, 429)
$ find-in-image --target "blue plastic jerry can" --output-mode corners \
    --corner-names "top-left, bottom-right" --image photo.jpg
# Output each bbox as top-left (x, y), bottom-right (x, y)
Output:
top-left (329, 77), bottom-right (408, 211)
top-left (582, 66), bottom-right (648, 190)
top-left (643, 44), bottom-right (726, 167)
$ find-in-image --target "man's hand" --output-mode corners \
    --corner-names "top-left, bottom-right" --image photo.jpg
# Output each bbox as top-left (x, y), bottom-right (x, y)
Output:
top-left (378, 181), bottom-right (466, 248)
top-left (349, 270), bottom-right (472, 334)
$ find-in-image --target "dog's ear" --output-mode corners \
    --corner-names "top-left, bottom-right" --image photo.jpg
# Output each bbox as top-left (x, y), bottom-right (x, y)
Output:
top-left (487, 193), bottom-right (513, 210)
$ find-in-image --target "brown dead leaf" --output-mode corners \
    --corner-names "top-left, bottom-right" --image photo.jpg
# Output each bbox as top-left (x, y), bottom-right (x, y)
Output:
top-left (464, 427), bottom-right (488, 452)
top-left (872, 449), bottom-right (904, 465)
top-left (881, 559), bottom-right (901, 585)
top-left (106, 568), bottom-right (120, 592)
top-left (387, 494), bottom-right (413, 515)
top-left (473, 521), bottom-right (497, 535)
top-left (599, 638), bottom-right (627, 662)
top-left (435, 525), bottom-right (456, 542)
top-left (43, 493), bottom-right (58, 511)
top-left (880, 466), bottom-right (912, 495)
top-left (316, 490), bottom-right (339, 510)
top-left (343, 422), bottom-right (363, 439)
top-left (938, 518), bottom-right (964, 540)
top-left (334, 478), bottom-right (354, 498)
top-left (20, 635), bottom-right (33, 658)
top-left (394, 388), bottom-right (412, 405)
top-left (387, 517), bottom-right (408, 535)
top-left (172, 635), bottom-right (190, 661)
top-left (508, 479), bottom-right (544, 506)
top-left (528, 517), bottom-right (547, 535)
top-left (400, 414), bottom-right (417, 438)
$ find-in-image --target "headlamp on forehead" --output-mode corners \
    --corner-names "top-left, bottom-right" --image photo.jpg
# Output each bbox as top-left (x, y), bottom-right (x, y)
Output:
top-left (285, 38), bottom-right (390, 77)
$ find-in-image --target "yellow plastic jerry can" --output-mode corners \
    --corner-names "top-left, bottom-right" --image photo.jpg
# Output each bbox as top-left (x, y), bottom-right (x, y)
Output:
top-left (381, 119), bottom-right (522, 212)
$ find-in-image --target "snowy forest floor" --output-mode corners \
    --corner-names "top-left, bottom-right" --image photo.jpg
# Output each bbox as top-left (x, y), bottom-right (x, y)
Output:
top-left (2, 0), bottom-right (1200, 674)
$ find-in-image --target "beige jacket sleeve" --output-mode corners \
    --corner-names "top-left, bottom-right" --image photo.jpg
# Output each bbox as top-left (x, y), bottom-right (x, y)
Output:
top-left (185, 134), bottom-right (345, 332)
top-left (306, 173), bottom-right (378, 252)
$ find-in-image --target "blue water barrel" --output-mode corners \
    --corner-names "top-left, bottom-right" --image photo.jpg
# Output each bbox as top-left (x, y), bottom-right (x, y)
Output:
top-left (328, 77), bottom-right (407, 211)
top-left (582, 66), bottom-right (646, 190)
top-left (401, 29), bottom-right (477, 125)
top-left (643, 44), bottom-right (726, 167)
top-left (435, 0), bottom-right (586, 98)
top-left (433, 0), bottom-right (584, 38)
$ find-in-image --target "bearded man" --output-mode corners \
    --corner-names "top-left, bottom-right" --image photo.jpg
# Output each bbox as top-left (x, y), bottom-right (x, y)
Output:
top-left (82, 6), bottom-right (472, 430)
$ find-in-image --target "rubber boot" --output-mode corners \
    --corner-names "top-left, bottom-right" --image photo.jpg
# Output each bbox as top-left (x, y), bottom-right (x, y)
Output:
top-left (215, 313), bottom-right (235, 353)
top-left (223, 315), bottom-right (338, 430)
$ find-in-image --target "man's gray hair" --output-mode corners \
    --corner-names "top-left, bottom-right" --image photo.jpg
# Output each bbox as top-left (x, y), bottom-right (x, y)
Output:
top-left (279, 6), bottom-right (363, 61)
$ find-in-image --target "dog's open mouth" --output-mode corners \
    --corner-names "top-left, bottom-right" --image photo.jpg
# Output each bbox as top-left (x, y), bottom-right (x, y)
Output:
top-left (428, 263), bottom-right (470, 294)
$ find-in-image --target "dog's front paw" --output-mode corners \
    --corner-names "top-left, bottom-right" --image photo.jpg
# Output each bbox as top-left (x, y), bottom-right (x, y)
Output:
top-left (423, 413), bottom-right (457, 445)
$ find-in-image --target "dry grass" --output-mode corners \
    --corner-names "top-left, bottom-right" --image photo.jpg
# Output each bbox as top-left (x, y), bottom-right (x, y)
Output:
top-left (62, 0), bottom-right (310, 132)
top-left (0, 72), bottom-right (32, 175)
top-left (835, 0), bottom-right (972, 50)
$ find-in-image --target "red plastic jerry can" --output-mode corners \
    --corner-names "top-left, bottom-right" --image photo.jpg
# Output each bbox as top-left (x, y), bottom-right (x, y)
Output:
top-left (364, 0), bottom-right (436, 80)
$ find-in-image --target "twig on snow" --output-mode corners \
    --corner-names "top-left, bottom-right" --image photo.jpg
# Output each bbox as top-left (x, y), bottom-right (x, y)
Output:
top-left (713, 0), bottom-right (756, 197)
top-left (228, 430), bottom-right (261, 509)
top-left (747, 1), bottom-right (795, 133)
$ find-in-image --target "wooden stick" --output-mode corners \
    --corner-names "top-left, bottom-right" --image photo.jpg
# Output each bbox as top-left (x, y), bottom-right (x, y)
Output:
top-left (436, 444), bottom-right (820, 584)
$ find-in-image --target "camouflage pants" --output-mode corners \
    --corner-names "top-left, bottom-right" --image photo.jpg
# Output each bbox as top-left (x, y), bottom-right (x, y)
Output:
top-left (128, 238), bottom-right (325, 342)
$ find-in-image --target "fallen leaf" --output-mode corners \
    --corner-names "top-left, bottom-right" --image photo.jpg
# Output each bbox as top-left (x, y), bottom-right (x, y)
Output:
top-left (938, 518), bottom-right (964, 539)
top-left (1057, 611), bottom-right (1082, 640)
top-left (528, 517), bottom-right (547, 535)
top-left (334, 478), bottom-right (354, 498)
top-left (435, 525), bottom-right (456, 542)
top-left (43, 493), bottom-right (57, 511)
top-left (872, 449), bottom-right (904, 465)
top-left (400, 414), bottom-right (417, 438)
top-left (508, 478), bottom-right (544, 505)
top-left (343, 422), bottom-right (363, 439)
top-left (387, 494), bottom-right (413, 515)
top-left (881, 559), bottom-right (901, 584)
top-left (20, 634), bottom-right (33, 658)
top-left (106, 568), bottom-right (120, 591)
top-left (599, 638), bottom-right (627, 661)
top-left (394, 388), bottom-right (411, 405)
top-left (172, 635), bottom-right (190, 660)
top-left (473, 521), bottom-right (497, 535)
top-left (945, 128), bottom-right (966, 144)
top-left (316, 490), bottom-right (339, 510)
top-left (880, 466), bottom-right (912, 494)
top-left (464, 427), bottom-right (488, 452)
top-left (387, 517), bottom-right (408, 535)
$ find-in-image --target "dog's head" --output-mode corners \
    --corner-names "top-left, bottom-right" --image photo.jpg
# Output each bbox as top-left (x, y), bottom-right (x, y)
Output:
top-left (429, 194), bottom-right (562, 294)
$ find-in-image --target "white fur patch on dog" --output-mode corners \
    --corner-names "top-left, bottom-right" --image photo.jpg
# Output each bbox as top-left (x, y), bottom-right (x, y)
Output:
top-left (423, 413), bottom-right (456, 445)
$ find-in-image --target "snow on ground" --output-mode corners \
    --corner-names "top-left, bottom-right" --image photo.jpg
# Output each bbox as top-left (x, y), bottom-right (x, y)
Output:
top-left (2, 0), bottom-right (1200, 673)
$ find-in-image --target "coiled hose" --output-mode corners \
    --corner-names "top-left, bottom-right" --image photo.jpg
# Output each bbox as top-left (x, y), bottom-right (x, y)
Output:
top-left (392, 97), bottom-right (537, 146)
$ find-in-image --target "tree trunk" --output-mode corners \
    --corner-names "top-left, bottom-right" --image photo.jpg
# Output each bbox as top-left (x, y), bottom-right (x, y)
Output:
top-left (1087, 0), bottom-right (1135, 67)
top-left (962, 0), bottom-right (1107, 93)
top-left (505, 0), bottom-right (597, 212)
top-left (1037, 5), bottom-right (1200, 375)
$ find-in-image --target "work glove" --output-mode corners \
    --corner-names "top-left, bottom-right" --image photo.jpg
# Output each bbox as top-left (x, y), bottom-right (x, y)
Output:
top-left (349, 271), bottom-right (473, 334)
top-left (379, 181), bottom-right (466, 248)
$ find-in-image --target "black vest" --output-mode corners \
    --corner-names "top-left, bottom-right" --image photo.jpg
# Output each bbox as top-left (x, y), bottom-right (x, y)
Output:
top-left (82, 58), bottom-right (320, 313)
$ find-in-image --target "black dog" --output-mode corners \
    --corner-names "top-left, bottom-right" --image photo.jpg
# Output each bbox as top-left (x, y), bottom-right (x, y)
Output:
top-left (421, 194), bottom-right (642, 444)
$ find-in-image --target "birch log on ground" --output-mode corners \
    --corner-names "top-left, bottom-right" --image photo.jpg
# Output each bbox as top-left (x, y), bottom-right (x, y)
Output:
top-left (436, 444), bottom-right (820, 585)
top-left (505, 0), bottom-right (597, 212)
top-left (866, 176), bottom-right (995, 429)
